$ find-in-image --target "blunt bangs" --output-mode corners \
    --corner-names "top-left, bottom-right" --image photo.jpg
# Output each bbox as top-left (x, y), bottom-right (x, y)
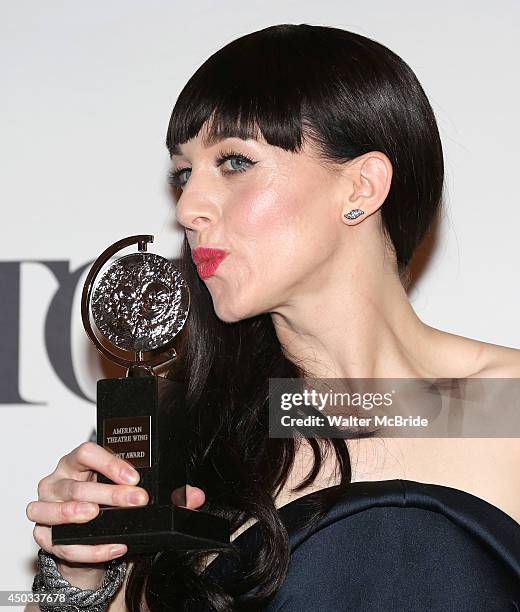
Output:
top-left (165, 26), bottom-right (313, 155)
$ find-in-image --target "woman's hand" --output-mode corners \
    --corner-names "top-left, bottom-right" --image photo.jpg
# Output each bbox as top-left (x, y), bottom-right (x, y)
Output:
top-left (26, 441), bottom-right (207, 590)
top-left (26, 441), bottom-right (149, 589)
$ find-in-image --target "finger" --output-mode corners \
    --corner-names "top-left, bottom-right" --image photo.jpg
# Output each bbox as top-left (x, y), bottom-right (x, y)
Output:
top-left (61, 442), bottom-right (140, 485)
top-left (33, 525), bottom-right (127, 564)
top-left (51, 479), bottom-right (149, 507)
top-left (26, 500), bottom-right (99, 526)
top-left (171, 485), bottom-right (205, 509)
top-left (186, 485), bottom-right (205, 509)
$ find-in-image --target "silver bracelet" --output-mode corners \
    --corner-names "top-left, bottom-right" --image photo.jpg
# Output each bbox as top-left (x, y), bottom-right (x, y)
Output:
top-left (32, 548), bottom-right (127, 612)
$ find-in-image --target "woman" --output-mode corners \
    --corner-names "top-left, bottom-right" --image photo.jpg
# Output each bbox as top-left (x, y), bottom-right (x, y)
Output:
top-left (26, 23), bottom-right (520, 611)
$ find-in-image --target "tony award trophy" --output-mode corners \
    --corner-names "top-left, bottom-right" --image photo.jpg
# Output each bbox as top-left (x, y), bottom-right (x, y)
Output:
top-left (51, 235), bottom-right (230, 554)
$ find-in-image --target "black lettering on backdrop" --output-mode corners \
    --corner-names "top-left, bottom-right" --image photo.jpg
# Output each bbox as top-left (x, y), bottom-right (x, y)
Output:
top-left (0, 260), bottom-right (94, 404)
top-left (0, 262), bottom-right (33, 404)
top-left (43, 261), bottom-right (92, 403)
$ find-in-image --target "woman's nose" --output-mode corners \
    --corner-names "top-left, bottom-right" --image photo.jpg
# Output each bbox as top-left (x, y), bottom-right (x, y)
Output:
top-left (175, 195), bottom-right (218, 232)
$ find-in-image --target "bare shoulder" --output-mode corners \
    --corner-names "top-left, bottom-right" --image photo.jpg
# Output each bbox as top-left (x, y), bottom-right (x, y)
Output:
top-left (425, 324), bottom-right (520, 378)
top-left (471, 342), bottom-right (520, 377)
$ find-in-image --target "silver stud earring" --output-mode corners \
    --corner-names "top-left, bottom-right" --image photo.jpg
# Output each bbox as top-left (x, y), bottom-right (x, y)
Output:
top-left (344, 209), bottom-right (364, 221)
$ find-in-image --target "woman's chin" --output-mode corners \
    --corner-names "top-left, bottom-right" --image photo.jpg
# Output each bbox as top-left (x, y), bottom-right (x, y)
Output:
top-left (212, 300), bottom-right (261, 324)
top-left (214, 307), bottom-right (249, 324)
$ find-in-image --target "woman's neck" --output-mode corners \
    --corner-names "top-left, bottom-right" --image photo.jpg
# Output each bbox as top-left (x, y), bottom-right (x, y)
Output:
top-left (270, 254), bottom-right (437, 379)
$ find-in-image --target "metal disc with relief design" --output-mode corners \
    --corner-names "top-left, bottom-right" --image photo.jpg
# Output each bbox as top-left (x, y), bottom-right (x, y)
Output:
top-left (91, 252), bottom-right (189, 352)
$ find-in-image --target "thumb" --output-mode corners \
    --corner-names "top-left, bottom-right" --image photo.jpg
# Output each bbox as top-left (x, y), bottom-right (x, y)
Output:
top-left (185, 484), bottom-right (206, 509)
top-left (171, 484), bottom-right (206, 509)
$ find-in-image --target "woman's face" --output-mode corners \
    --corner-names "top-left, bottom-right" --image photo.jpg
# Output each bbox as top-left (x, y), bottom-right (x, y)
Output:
top-left (172, 127), bottom-right (350, 323)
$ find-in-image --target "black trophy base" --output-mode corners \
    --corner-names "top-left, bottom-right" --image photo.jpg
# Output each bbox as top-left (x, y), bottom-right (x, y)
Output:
top-left (52, 504), bottom-right (231, 554)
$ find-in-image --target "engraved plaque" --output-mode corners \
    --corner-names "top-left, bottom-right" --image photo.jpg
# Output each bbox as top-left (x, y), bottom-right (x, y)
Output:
top-left (103, 415), bottom-right (151, 468)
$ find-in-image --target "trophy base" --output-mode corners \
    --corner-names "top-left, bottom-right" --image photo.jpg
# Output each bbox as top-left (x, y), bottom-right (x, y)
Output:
top-left (51, 504), bottom-right (231, 554)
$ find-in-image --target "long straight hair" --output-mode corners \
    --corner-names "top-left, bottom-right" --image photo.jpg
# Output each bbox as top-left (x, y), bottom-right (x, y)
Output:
top-left (125, 23), bottom-right (445, 611)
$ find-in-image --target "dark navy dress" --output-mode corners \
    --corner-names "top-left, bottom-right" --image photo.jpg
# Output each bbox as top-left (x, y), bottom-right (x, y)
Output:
top-left (205, 479), bottom-right (520, 611)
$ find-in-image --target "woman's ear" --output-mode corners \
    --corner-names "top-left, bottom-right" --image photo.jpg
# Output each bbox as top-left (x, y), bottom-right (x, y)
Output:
top-left (341, 152), bottom-right (393, 225)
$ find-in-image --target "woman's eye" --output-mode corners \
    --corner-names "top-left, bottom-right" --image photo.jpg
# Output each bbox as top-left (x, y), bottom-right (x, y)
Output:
top-left (217, 151), bottom-right (256, 175)
top-left (223, 157), bottom-right (248, 171)
top-left (167, 168), bottom-right (190, 188)
top-left (167, 151), bottom-right (256, 189)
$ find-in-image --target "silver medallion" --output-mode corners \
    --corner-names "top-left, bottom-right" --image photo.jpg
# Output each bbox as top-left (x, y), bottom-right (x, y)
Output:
top-left (91, 252), bottom-right (189, 353)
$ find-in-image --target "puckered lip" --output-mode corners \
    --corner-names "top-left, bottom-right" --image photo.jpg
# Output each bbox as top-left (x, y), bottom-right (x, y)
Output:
top-left (191, 246), bottom-right (229, 266)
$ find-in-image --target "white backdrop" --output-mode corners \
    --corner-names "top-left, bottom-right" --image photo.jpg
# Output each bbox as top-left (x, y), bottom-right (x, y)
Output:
top-left (1, 0), bottom-right (519, 602)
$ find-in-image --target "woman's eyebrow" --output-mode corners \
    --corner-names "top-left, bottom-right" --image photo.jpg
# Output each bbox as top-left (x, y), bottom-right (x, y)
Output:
top-left (171, 135), bottom-right (258, 156)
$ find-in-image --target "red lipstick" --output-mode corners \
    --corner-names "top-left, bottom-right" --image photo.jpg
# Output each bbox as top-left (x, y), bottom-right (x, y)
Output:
top-left (192, 246), bottom-right (228, 279)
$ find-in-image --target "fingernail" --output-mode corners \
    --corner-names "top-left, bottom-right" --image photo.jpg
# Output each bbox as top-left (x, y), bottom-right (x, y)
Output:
top-left (127, 492), bottom-right (146, 506)
top-left (121, 467), bottom-right (139, 484)
top-left (76, 502), bottom-right (96, 515)
top-left (109, 546), bottom-right (126, 558)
